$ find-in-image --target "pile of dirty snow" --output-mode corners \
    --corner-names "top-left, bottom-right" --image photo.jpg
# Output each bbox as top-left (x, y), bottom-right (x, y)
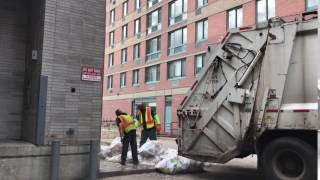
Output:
top-left (100, 139), bottom-right (203, 174)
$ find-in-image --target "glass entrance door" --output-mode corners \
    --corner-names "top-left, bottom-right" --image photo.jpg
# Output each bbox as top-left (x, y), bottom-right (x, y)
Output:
top-left (165, 96), bottom-right (172, 134)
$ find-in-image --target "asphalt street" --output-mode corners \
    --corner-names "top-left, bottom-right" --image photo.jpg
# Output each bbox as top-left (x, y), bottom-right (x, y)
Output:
top-left (102, 155), bottom-right (265, 180)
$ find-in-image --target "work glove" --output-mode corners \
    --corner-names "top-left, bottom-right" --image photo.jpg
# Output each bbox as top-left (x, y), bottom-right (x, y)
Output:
top-left (156, 124), bottom-right (161, 134)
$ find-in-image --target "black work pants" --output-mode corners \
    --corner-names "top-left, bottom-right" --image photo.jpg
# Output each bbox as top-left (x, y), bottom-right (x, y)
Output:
top-left (139, 127), bottom-right (157, 147)
top-left (121, 130), bottom-right (138, 163)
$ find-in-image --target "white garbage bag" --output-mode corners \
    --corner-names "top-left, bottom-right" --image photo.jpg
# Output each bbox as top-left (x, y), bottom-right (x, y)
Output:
top-left (100, 145), bottom-right (111, 159)
top-left (107, 154), bottom-right (121, 163)
top-left (138, 141), bottom-right (165, 158)
top-left (155, 154), bottom-right (203, 174)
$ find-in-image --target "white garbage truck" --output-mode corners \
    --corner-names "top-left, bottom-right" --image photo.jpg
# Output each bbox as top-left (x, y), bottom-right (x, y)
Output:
top-left (177, 12), bottom-right (319, 180)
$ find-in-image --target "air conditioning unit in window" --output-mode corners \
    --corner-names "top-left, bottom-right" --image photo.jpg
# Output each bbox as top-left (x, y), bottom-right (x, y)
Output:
top-left (136, 33), bottom-right (141, 39)
top-left (137, 8), bottom-right (141, 13)
top-left (151, 25), bottom-right (158, 32)
top-left (111, 0), bottom-right (116, 5)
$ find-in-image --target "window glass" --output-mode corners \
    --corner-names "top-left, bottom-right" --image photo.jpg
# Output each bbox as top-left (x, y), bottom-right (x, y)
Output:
top-left (121, 48), bottom-right (127, 64)
top-left (135, 0), bottom-right (140, 9)
top-left (134, 44), bottom-right (140, 60)
top-left (257, 0), bottom-right (267, 23)
top-left (122, 25), bottom-right (127, 40)
top-left (108, 75), bottom-right (113, 89)
top-left (267, 0), bottom-right (275, 19)
top-left (257, 0), bottom-right (275, 23)
top-left (146, 65), bottom-right (160, 82)
top-left (169, 28), bottom-right (187, 55)
top-left (135, 18), bottom-right (141, 35)
top-left (228, 10), bottom-right (236, 29)
top-left (123, 1), bottom-right (128, 17)
top-left (109, 31), bottom-right (114, 46)
top-left (307, 0), bottom-right (318, 10)
top-left (133, 70), bottom-right (140, 85)
top-left (148, 0), bottom-right (161, 8)
top-left (120, 73), bottom-right (126, 88)
top-left (195, 54), bottom-right (205, 75)
top-left (168, 59), bottom-right (186, 79)
top-left (196, 19), bottom-right (208, 43)
top-left (237, 8), bottom-right (243, 27)
top-left (197, 0), bottom-right (208, 9)
top-left (110, 9), bottom-right (115, 24)
top-left (108, 53), bottom-right (114, 67)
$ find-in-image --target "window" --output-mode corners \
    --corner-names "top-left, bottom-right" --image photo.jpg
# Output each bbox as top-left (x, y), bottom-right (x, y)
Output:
top-left (135, 0), bottom-right (141, 10)
top-left (168, 59), bottom-right (186, 79)
top-left (121, 48), bottom-right (128, 64)
top-left (134, 18), bottom-right (141, 35)
top-left (120, 72), bottom-right (126, 88)
top-left (196, 19), bottom-right (208, 43)
top-left (169, 27), bottom-right (187, 55)
top-left (123, 1), bottom-right (128, 17)
top-left (107, 75), bottom-right (113, 89)
top-left (306, 0), bottom-right (318, 10)
top-left (195, 54), bottom-right (205, 75)
top-left (169, 0), bottom-right (187, 25)
top-left (109, 31), bottom-right (114, 46)
top-left (257, 0), bottom-right (275, 23)
top-left (132, 69), bottom-right (140, 85)
top-left (122, 24), bottom-right (128, 41)
top-left (148, 0), bottom-right (161, 8)
top-left (108, 53), bottom-right (114, 67)
top-left (145, 65), bottom-right (160, 83)
top-left (197, 0), bottom-right (208, 9)
top-left (110, 9), bottom-right (115, 24)
top-left (228, 7), bottom-right (243, 29)
top-left (146, 36), bottom-right (161, 61)
top-left (147, 9), bottom-right (161, 34)
top-left (133, 43), bottom-right (140, 60)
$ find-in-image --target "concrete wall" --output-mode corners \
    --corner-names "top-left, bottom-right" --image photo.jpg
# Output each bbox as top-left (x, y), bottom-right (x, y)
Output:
top-left (41, 0), bottom-right (105, 144)
top-left (0, 0), bottom-right (29, 140)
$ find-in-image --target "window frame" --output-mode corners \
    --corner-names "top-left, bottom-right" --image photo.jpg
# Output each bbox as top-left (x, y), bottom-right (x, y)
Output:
top-left (147, 9), bottom-right (162, 34)
top-left (195, 19), bottom-right (208, 43)
top-left (168, 27), bottom-right (187, 55)
top-left (135, 0), bottom-right (141, 10)
top-left (109, 31), bottom-right (114, 46)
top-left (121, 48), bottom-right (128, 64)
top-left (169, 0), bottom-right (187, 25)
top-left (132, 69), bottom-right (140, 86)
top-left (133, 43), bottom-right (141, 60)
top-left (256, 0), bottom-right (276, 23)
top-left (108, 53), bottom-right (114, 68)
top-left (122, 24), bottom-right (128, 41)
top-left (148, 0), bottom-right (161, 8)
top-left (134, 18), bottom-right (141, 35)
top-left (194, 54), bottom-right (205, 76)
top-left (306, 0), bottom-right (318, 11)
top-left (120, 72), bottom-right (127, 88)
top-left (123, 1), bottom-right (128, 17)
top-left (107, 75), bottom-right (113, 89)
top-left (196, 0), bottom-right (208, 9)
top-left (110, 9), bottom-right (115, 24)
top-left (167, 58), bottom-right (186, 79)
top-left (145, 65), bottom-right (160, 83)
top-left (146, 36), bottom-right (161, 61)
top-left (227, 6), bottom-right (243, 30)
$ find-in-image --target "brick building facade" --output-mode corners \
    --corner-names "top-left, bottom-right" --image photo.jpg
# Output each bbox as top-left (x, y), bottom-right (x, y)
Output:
top-left (103, 0), bottom-right (317, 135)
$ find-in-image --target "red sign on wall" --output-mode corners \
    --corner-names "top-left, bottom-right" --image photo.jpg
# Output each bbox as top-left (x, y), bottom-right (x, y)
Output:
top-left (81, 67), bottom-right (102, 82)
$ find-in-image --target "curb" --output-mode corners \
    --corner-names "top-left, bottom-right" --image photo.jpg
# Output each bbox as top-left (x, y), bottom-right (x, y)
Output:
top-left (98, 168), bottom-right (156, 178)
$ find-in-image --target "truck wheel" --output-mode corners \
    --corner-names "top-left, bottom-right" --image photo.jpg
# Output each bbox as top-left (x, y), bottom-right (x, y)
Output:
top-left (261, 137), bottom-right (316, 180)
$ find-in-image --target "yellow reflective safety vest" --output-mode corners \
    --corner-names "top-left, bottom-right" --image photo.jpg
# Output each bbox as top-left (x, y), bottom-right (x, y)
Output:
top-left (137, 107), bottom-right (161, 129)
top-left (118, 114), bottom-right (136, 133)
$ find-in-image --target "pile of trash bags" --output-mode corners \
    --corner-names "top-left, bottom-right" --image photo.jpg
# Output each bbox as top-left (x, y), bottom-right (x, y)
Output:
top-left (100, 138), bottom-right (204, 174)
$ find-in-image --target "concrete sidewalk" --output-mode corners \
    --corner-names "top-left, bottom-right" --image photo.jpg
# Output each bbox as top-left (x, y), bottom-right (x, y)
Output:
top-left (99, 160), bottom-right (155, 178)
top-left (99, 137), bottom-right (177, 178)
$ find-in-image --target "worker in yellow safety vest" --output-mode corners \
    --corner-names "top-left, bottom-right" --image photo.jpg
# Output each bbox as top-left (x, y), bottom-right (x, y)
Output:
top-left (136, 104), bottom-right (161, 147)
top-left (115, 109), bottom-right (139, 165)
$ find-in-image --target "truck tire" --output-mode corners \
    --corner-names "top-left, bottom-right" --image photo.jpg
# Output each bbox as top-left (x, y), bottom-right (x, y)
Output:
top-left (261, 137), bottom-right (316, 180)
